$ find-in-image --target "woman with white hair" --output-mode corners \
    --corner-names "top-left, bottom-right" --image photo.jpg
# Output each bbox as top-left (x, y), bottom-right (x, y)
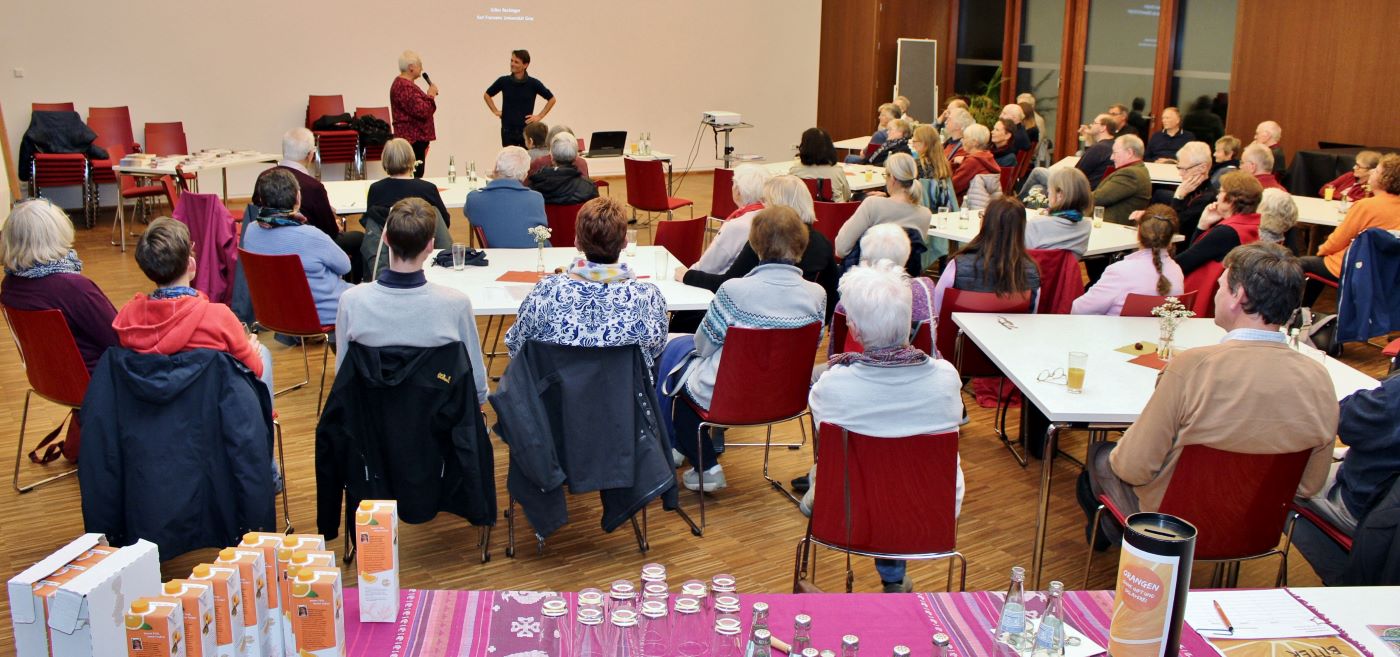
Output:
top-left (0, 200), bottom-right (119, 372)
top-left (827, 223), bottom-right (936, 355)
top-left (691, 163), bottom-right (773, 274)
top-left (833, 153), bottom-right (931, 258)
top-left (801, 260), bottom-right (964, 593)
top-left (389, 50), bottom-right (439, 178)
top-left (528, 133), bottom-right (599, 205)
top-left (1258, 188), bottom-right (1299, 247)
top-left (529, 124), bottom-right (591, 178)
top-left (951, 124), bottom-right (1001, 208)
top-left (942, 108), bottom-right (975, 162)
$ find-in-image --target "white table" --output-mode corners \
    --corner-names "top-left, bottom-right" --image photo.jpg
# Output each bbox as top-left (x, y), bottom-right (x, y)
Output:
top-left (761, 159), bottom-right (886, 192)
top-left (928, 209), bottom-right (1183, 257)
top-left (950, 313), bottom-right (1380, 587)
top-left (323, 176), bottom-right (487, 215)
top-left (420, 246), bottom-right (713, 316)
top-left (110, 150), bottom-right (280, 251)
top-left (1291, 586), bottom-right (1400, 656)
top-left (834, 136), bottom-right (871, 152)
top-left (1052, 155), bottom-right (1182, 185)
top-left (1293, 194), bottom-right (1349, 228)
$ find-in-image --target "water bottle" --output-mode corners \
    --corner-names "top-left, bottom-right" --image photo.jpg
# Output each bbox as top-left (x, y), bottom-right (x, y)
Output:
top-left (791, 614), bottom-right (813, 655)
top-left (469, 160), bottom-right (478, 183)
top-left (751, 629), bottom-right (772, 657)
top-left (994, 566), bottom-right (1028, 655)
top-left (1031, 581), bottom-right (1067, 657)
top-left (840, 635), bottom-right (859, 657)
top-left (931, 634), bottom-right (950, 657)
top-left (448, 155), bottom-right (457, 183)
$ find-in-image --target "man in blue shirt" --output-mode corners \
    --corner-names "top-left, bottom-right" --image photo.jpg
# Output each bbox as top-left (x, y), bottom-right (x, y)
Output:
top-left (483, 49), bottom-right (557, 147)
top-left (464, 146), bottom-right (548, 248)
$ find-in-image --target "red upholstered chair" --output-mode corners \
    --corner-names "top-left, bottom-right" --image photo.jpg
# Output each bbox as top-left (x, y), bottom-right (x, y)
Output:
top-left (936, 288), bottom-right (1033, 464)
top-left (86, 107), bottom-right (139, 188)
top-left (793, 424), bottom-right (966, 592)
top-left (1084, 445), bottom-right (1313, 588)
top-left (1120, 291), bottom-right (1199, 317)
top-left (306, 95), bottom-right (359, 180)
top-left (801, 177), bottom-right (834, 202)
top-left (812, 201), bottom-right (861, 247)
top-left (1284, 501), bottom-right (1353, 557)
top-left (2, 306), bottom-right (89, 493)
top-left (682, 323), bottom-right (823, 531)
top-left (29, 153), bottom-right (94, 228)
top-left (1014, 143), bottom-right (1037, 184)
top-left (860, 142), bottom-right (880, 162)
top-left (999, 167), bottom-right (1018, 195)
top-left (238, 249), bottom-right (334, 415)
top-left (653, 217), bottom-right (706, 267)
top-left (32, 102), bottom-right (76, 112)
top-left (623, 157), bottom-right (692, 240)
top-left (1028, 249), bottom-right (1084, 314)
top-left (707, 167), bottom-right (739, 247)
top-left (1385, 338), bottom-right (1399, 373)
top-left (1182, 260), bottom-right (1224, 318)
top-left (544, 203), bottom-right (583, 249)
top-left (830, 310), bottom-right (933, 356)
top-left (354, 106), bottom-right (392, 178)
top-left (144, 122), bottom-right (199, 188)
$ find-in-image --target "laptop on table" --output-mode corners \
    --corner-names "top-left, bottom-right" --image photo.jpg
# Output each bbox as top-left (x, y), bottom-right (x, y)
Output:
top-left (583, 131), bottom-right (627, 158)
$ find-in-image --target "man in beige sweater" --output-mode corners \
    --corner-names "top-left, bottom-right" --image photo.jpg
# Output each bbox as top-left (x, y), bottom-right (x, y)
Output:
top-left (1082, 242), bottom-right (1338, 546)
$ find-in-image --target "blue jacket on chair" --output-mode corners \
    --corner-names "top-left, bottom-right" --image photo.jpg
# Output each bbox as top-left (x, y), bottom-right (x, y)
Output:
top-left (1337, 228), bottom-right (1400, 343)
top-left (463, 178), bottom-right (548, 248)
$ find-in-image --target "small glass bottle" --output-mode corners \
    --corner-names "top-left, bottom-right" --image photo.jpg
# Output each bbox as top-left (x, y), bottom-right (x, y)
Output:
top-left (712, 617), bottom-right (744, 657)
top-left (448, 155), bottom-right (457, 183)
top-left (892, 646), bottom-right (911, 657)
top-left (576, 607), bottom-right (606, 657)
top-left (801, 649), bottom-right (820, 657)
top-left (994, 566), bottom-right (1028, 655)
top-left (841, 634), bottom-right (859, 657)
top-left (609, 580), bottom-right (638, 616)
top-left (820, 650), bottom-right (837, 657)
top-left (1031, 581), bottom-right (1067, 657)
top-left (639, 600), bottom-right (670, 657)
top-left (751, 628), bottom-right (772, 657)
top-left (931, 634), bottom-right (950, 657)
top-left (672, 596), bottom-right (710, 657)
top-left (469, 160), bottom-right (478, 182)
top-left (749, 602), bottom-right (769, 636)
top-left (539, 598), bottom-right (569, 657)
top-left (607, 609), bottom-right (642, 657)
top-left (791, 614), bottom-right (813, 655)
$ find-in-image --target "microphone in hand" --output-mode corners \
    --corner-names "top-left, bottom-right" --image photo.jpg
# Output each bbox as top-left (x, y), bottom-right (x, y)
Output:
top-left (422, 72), bottom-right (432, 85)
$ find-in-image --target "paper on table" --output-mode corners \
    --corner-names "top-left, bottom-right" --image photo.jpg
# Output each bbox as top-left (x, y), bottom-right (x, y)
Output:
top-left (1184, 590), bottom-right (1336, 640)
top-left (1027, 617), bottom-right (1105, 657)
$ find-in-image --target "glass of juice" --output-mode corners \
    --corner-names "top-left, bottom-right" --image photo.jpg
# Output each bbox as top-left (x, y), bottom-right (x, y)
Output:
top-left (1067, 351), bottom-right (1087, 393)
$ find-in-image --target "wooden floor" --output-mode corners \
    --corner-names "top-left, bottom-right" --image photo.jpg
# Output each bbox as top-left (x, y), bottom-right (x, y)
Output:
top-left (0, 171), bottom-right (1387, 654)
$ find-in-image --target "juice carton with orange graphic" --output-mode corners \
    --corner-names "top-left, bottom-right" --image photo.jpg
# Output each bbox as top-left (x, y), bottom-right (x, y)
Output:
top-left (125, 598), bottom-right (186, 657)
top-left (354, 500), bottom-right (399, 622)
top-left (215, 549), bottom-right (270, 657)
top-left (188, 564), bottom-right (241, 657)
top-left (288, 568), bottom-right (344, 657)
top-left (161, 581), bottom-right (217, 657)
top-left (46, 538), bottom-right (161, 657)
top-left (237, 534), bottom-right (292, 657)
top-left (8, 533), bottom-right (118, 657)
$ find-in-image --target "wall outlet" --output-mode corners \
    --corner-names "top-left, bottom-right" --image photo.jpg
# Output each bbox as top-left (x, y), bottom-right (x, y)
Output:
top-left (12, 68), bottom-right (23, 78)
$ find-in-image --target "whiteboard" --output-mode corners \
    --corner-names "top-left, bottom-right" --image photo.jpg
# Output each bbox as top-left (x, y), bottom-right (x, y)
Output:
top-left (895, 39), bottom-right (939, 124)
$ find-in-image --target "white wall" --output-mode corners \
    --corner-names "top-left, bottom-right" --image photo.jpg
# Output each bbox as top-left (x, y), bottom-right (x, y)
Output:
top-left (0, 0), bottom-right (820, 209)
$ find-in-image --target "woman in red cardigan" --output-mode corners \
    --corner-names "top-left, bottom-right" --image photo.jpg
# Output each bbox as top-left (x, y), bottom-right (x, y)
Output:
top-left (390, 50), bottom-right (439, 178)
top-left (1319, 150), bottom-right (1380, 202)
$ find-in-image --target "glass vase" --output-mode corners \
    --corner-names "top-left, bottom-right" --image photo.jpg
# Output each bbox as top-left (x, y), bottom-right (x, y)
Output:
top-left (536, 243), bottom-right (546, 274)
top-left (1157, 324), bottom-right (1175, 361)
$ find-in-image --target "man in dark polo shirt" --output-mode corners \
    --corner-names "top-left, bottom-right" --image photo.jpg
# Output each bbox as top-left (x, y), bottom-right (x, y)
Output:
top-left (482, 49), bottom-right (557, 147)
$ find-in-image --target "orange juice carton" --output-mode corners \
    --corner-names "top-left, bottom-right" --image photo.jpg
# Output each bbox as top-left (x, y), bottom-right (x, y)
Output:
top-left (9, 533), bottom-right (113, 657)
top-left (161, 581), bottom-right (216, 657)
top-left (188, 564), bottom-right (242, 657)
top-left (354, 500), bottom-right (399, 622)
top-left (215, 548), bottom-right (270, 657)
top-left (237, 534), bottom-right (291, 657)
top-left (288, 568), bottom-right (344, 657)
top-left (46, 538), bottom-right (161, 657)
top-left (124, 598), bottom-right (186, 657)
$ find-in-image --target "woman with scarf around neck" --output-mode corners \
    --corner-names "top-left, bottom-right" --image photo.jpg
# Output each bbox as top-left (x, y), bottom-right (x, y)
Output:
top-left (240, 168), bottom-right (353, 328)
top-left (659, 206), bottom-right (826, 494)
top-left (862, 118), bottom-right (912, 167)
top-left (504, 196), bottom-right (667, 366)
top-left (0, 200), bottom-right (119, 372)
top-left (1025, 167), bottom-right (1094, 257)
top-left (799, 260), bottom-right (964, 593)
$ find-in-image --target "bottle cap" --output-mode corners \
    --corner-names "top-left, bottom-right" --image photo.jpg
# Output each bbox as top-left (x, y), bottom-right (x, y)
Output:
top-left (278, 548), bottom-right (293, 560)
top-left (932, 634), bottom-right (950, 647)
top-left (163, 582), bottom-right (181, 595)
top-left (296, 569), bottom-right (316, 583)
top-left (821, 651), bottom-right (837, 657)
top-left (286, 566), bottom-right (300, 579)
top-left (893, 647), bottom-right (911, 657)
top-left (541, 599), bottom-right (568, 617)
top-left (794, 613), bottom-right (812, 628)
top-left (243, 532), bottom-right (257, 544)
top-left (754, 629), bottom-right (772, 644)
top-left (803, 650), bottom-right (820, 657)
top-left (292, 551), bottom-right (310, 564)
top-left (1048, 580), bottom-right (1064, 594)
top-left (358, 500), bottom-right (373, 511)
top-left (714, 617), bottom-right (742, 635)
top-left (640, 600), bottom-right (667, 618)
top-left (192, 564), bottom-right (211, 578)
top-left (842, 635), bottom-right (860, 648)
top-left (577, 607), bottom-right (604, 625)
top-left (217, 548), bottom-right (236, 561)
top-left (752, 601), bottom-right (769, 615)
top-left (130, 599), bottom-right (150, 613)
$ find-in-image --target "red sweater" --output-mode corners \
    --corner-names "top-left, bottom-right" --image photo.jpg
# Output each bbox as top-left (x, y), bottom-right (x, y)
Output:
top-left (951, 150), bottom-right (1000, 199)
top-left (390, 76), bottom-right (436, 143)
top-left (112, 292), bottom-right (263, 377)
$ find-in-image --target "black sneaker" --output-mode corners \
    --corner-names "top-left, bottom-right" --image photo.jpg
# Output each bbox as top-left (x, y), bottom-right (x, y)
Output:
top-left (790, 475), bottom-right (810, 493)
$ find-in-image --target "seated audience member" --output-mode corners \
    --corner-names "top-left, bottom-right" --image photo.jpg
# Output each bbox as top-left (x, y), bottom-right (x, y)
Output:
top-left (834, 154), bottom-right (931, 257)
top-left (1106, 103), bottom-right (1136, 136)
top-left (935, 97), bottom-right (969, 131)
top-left (1018, 115), bottom-right (1115, 196)
top-left (950, 125), bottom-right (1001, 206)
top-left (1176, 172), bottom-right (1264, 275)
top-left (999, 104), bottom-right (1032, 154)
top-left (1018, 100), bottom-right (1041, 144)
top-left (894, 95), bottom-right (917, 124)
top-left (464, 146), bottom-right (548, 248)
top-left (1183, 95), bottom-right (1224, 146)
top-left (1017, 93), bottom-right (1045, 135)
top-left (1144, 107), bottom-right (1196, 163)
top-left (1320, 151), bottom-right (1381, 202)
top-left (523, 121), bottom-right (550, 163)
top-left (790, 127), bottom-right (852, 202)
top-left (1092, 135), bottom-right (1151, 225)
top-left (910, 125), bottom-right (958, 209)
top-left (666, 206), bottom-right (825, 492)
top-left (114, 218), bottom-right (270, 389)
top-left (847, 103), bottom-right (902, 164)
top-left (692, 164), bottom-right (773, 274)
top-left (1210, 135), bottom-right (1241, 189)
top-left (863, 118), bottom-right (912, 167)
top-left (1071, 205), bottom-right (1183, 316)
top-left (239, 168), bottom-right (352, 328)
top-left (335, 198), bottom-right (488, 404)
top-left (367, 138), bottom-right (453, 228)
top-left (1126, 97), bottom-right (1151, 137)
top-left (271, 128), bottom-right (366, 283)
top-left (1240, 143), bottom-right (1286, 191)
top-left (1294, 372), bottom-right (1400, 580)
top-left (0, 200), bottom-right (119, 372)
top-left (827, 224), bottom-right (937, 356)
top-left (1166, 141), bottom-right (1216, 236)
top-left (802, 261), bottom-right (963, 593)
top-left (1258, 188), bottom-right (1300, 249)
top-left (1300, 153), bottom-right (1400, 305)
top-left (505, 197), bottom-right (667, 366)
top-left (1252, 120), bottom-right (1287, 178)
top-left (932, 197), bottom-right (1041, 315)
top-left (1081, 242), bottom-right (1337, 545)
top-left (942, 108), bottom-right (975, 162)
top-left (528, 133), bottom-right (599, 206)
top-left (990, 118), bottom-right (1021, 169)
top-left (529, 124), bottom-right (590, 177)
top-left (1025, 167), bottom-right (1094, 257)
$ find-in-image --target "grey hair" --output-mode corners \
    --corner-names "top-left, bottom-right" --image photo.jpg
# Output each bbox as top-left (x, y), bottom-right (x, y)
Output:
top-left (1116, 134), bottom-right (1145, 158)
top-left (1258, 188), bottom-right (1299, 244)
top-left (398, 50), bottom-right (422, 73)
top-left (762, 175), bottom-right (816, 225)
top-left (1175, 141), bottom-right (1212, 168)
top-left (1257, 120), bottom-right (1282, 142)
top-left (962, 123), bottom-right (990, 149)
top-left (494, 146), bottom-right (531, 181)
top-left (946, 108), bottom-right (975, 133)
top-left (838, 260), bottom-right (914, 350)
top-left (1001, 104), bottom-right (1025, 122)
top-left (1242, 143), bottom-right (1274, 172)
top-left (546, 124), bottom-right (574, 146)
top-left (282, 127), bottom-right (315, 162)
top-left (550, 132), bottom-right (578, 165)
top-left (732, 163), bottom-right (774, 206)
top-left (0, 200), bottom-right (75, 271)
top-left (858, 223), bottom-right (911, 266)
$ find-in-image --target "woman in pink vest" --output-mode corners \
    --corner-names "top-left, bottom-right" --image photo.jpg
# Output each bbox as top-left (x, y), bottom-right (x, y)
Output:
top-left (1174, 171), bottom-right (1263, 276)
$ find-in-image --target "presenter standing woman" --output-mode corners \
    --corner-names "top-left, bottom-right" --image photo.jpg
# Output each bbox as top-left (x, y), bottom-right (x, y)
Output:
top-left (483, 49), bottom-right (557, 147)
top-left (390, 50), bottom-right (438, 178)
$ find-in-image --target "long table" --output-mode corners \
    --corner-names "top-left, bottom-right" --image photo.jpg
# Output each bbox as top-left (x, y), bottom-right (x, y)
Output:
top-left (420, 246), bottom-right (713, 315)
top-left (929, 209), bottom-right (1183, 257)
top-left (110, 150), bottom-right (279, 251)
top-left (340, 586), bottom-right (1400, 657)
top-left (950, 314), bottom-right (1380, 588)
top-left (1052, 155), bottom-right (1182, 185)
top-left (323, 176), bottom-right (486, 215)
top-left (761, 159), bottom-right (886, 192)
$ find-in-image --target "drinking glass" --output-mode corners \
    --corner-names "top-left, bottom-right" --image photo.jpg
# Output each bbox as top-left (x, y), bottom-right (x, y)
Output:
top-left (1066, 351), bottom-right (1088, 393)
top-left (655, 250), bottom-right (670, 280)
top-left (1092, 207), bottom-right (1105, 228)
top-left (451, 243), bottom-right (467, 270)
top-left (626, 229), bottom-right (638, 256)
top-left (958, 207), bottom-right (970, 230)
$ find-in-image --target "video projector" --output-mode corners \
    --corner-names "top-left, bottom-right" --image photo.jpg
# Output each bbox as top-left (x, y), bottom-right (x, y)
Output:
top-left (702, 111), bottom-right (742, 126)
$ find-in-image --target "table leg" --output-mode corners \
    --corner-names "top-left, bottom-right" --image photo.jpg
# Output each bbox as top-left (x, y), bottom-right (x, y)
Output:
top-left (1030, 422), bottom-right (1064, 589)
top-left (114, 185), bottom-right (127, 253)
top-left (222, 169), bottom-right (229, 202)
top-left (666, 160), bottom-right (674, 196)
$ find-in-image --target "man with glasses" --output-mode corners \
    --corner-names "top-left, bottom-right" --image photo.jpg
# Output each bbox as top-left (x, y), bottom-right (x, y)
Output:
top-left (1106, 103), bottom-right (1137, 136)
top-left (1319, 151), bottom-right (1382, 202)
top-left (1165, 141), bottom-right (1216, 235)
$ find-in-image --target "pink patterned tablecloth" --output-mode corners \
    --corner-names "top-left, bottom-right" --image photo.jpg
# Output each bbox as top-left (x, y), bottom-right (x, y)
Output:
top-left (344, 588), bottom-right (1223, 657)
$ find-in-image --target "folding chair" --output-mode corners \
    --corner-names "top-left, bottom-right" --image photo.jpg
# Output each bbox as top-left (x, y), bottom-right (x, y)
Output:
top-left (238, 249), bottom-right (334, 415)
